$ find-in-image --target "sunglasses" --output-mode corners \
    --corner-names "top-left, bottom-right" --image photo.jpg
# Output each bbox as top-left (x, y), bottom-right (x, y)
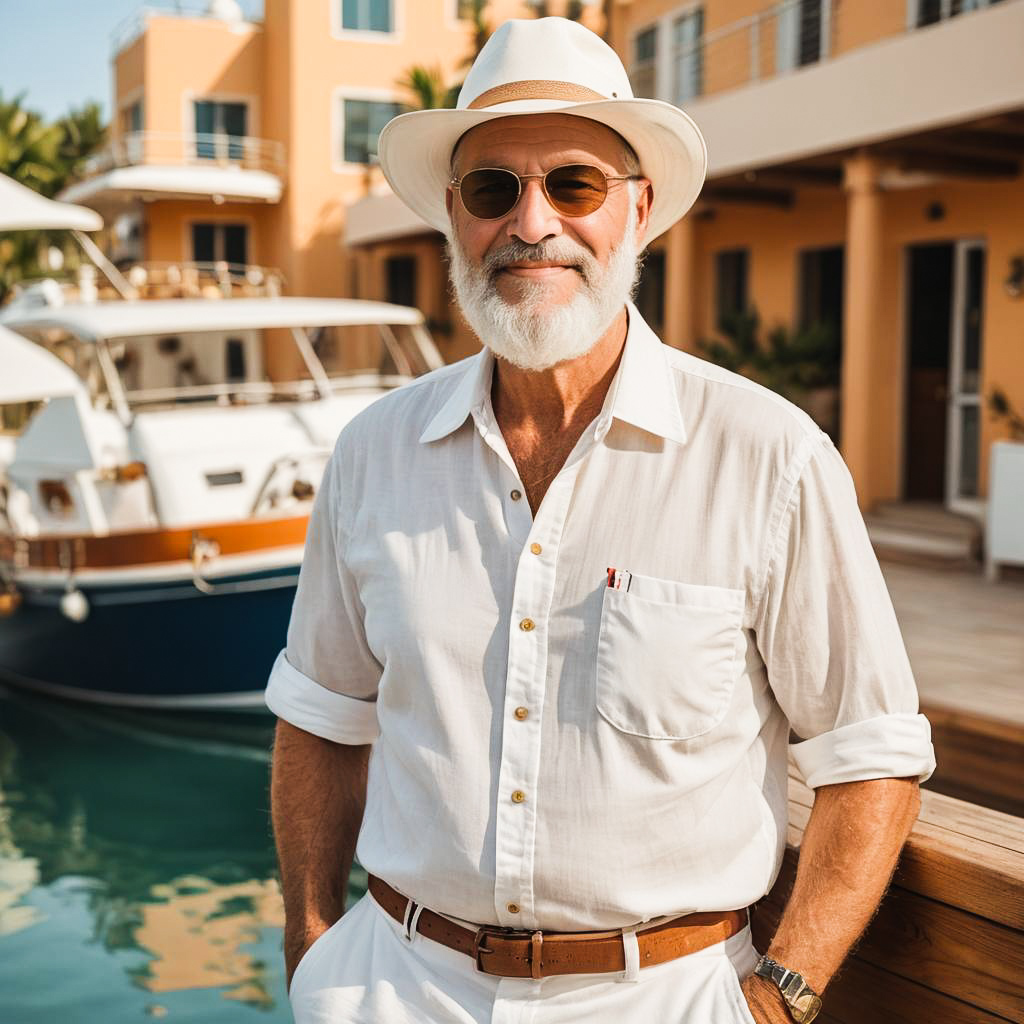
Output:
top-left (450, 163), bottom-right (643, 220)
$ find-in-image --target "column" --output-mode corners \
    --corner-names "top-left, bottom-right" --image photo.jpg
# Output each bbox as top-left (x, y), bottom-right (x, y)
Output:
top-left (663, 213), bottom-right (699, 351)
top-left (841, 150), bottom-right (885, 510)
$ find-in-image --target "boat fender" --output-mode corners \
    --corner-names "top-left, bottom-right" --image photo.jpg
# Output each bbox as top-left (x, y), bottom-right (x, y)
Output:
top-left (60, 587), bottom-right (90, 623)
top-left (0, 589), bottom-right (21, 617)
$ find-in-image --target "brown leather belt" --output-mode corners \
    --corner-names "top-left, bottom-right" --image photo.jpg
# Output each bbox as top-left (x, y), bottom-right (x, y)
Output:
top-left (367, 875), bottom-right (747, 980)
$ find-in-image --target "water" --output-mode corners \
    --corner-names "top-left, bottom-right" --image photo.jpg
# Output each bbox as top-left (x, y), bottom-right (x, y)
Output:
top-left (0, 686), bottom-right (366, 1023)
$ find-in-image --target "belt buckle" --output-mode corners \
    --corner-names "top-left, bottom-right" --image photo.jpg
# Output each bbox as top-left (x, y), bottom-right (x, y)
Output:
top-left (473, 925), bottom-right (546, 978)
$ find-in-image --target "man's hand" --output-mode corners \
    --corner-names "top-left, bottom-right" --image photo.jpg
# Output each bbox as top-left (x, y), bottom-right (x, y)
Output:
top-left (740, 974), bottom-right (792, 1024)
top-left (271, 722), bottom-right (371, 994)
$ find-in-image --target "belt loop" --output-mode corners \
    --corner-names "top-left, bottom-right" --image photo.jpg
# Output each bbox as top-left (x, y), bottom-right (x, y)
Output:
top-left (408, 902), bottom-right (425, 943)
top-left (401, 898), bottom-right (419, 942)
top-left (620, 925), bottom-right (641, 983)
top-left (530, 931), bottom-right (544, 981)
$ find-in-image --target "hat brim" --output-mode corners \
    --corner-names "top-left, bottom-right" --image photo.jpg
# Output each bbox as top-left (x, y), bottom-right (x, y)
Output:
top-left (377, 98), bottom-right (707, 244)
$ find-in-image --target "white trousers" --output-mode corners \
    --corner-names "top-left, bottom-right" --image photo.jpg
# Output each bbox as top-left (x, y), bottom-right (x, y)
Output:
top-left (289, 893), bottom-right (760, 1024)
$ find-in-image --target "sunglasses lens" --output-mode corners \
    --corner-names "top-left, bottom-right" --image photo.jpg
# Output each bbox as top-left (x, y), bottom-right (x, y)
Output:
top-left (459, 168), bottom-right (521, 219)
top-left (545, 164), bottom-right (609, 216)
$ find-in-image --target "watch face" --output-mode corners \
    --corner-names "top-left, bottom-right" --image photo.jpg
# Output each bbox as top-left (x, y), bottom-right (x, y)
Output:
top-left (790, 992), bottom-right (823, 1023)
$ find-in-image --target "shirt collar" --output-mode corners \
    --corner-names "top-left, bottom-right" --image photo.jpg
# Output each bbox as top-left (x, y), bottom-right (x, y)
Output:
top-left (418, 303), bottom-right (687, 447)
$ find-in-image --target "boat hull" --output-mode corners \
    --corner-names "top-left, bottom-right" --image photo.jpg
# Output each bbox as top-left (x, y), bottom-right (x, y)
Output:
top-left (0, 564), bottom-right (297, 709)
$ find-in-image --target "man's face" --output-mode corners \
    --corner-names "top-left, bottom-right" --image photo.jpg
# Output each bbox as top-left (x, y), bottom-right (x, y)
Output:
top-left (444, 113), bottom-right (652, 371)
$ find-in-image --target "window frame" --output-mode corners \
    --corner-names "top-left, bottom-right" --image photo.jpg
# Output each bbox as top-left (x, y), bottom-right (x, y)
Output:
top-left (333, 0), bottom-right (401, 42)
top-left (332, 88), bottom-right (407, 171)
top-left (630, 23), bottom-right (660, 99)
top-left (671, 6), bottom-right (704, 105)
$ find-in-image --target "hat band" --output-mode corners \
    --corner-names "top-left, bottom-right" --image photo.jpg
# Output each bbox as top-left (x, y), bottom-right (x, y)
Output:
top-left (466, 80), bottom-right (608, 110)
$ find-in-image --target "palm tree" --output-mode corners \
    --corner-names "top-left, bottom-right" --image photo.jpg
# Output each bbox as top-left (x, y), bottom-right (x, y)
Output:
top-left (398, 65), bottom-right (458, 111)
top-left (0, 93), bottom-right (107, 302)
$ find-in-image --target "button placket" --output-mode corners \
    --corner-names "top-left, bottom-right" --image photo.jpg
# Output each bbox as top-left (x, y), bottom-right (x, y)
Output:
top-left (491, 462), bottom-right (585, 928)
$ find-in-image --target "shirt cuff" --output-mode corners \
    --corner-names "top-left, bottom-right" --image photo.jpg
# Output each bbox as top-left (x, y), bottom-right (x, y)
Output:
top-left (265, 650), bottom-right (380, 744)
top-left (790, 712), bottom-right (936, 788)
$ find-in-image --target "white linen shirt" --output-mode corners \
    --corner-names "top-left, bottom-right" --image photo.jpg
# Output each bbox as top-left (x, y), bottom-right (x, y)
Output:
top-left (266, 303), bottom-right (935, 934)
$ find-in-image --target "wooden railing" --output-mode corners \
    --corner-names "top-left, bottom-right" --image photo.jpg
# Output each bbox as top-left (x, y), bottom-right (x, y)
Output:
top-left (752, 764), bottom-right (1024, 1022)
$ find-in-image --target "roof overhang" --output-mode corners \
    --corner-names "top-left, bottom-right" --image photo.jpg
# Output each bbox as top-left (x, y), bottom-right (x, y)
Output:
top-left (59, 164), bottom-right (283, 210)
top-left (689, 0), bottom-right (1024, 180)
top-left (0, 174), bottom-right (103, 232)
top-left (345, 191), bottom-right (437, 247)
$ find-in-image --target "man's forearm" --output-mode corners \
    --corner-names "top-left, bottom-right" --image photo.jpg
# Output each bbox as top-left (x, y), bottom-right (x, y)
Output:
top-left (743, 776), bottom-right (920, 1021)
top-left (270, 720), bottom-right (371, 985)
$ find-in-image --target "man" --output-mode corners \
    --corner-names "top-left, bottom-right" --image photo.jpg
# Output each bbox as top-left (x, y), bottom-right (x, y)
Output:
top-left (267, 18), bottom-right (935, 1024)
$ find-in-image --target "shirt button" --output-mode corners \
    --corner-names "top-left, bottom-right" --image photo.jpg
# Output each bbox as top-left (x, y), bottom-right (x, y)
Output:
top-left (519, 617), bottom-right (535, 632)
top-left (514, 706), bottom-right (529, 721)
top-left (511, 790), bottom-right (526, 804)
top-left (507, 902), bottom-right (520, 914)
top-left (510, 489), bottom-right (522, 501)
top-left (530, 542), bottom-right (542, 555)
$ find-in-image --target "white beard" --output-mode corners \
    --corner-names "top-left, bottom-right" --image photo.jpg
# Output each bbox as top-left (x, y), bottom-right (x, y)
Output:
top-left (447, 203), bottom-right (642, 372)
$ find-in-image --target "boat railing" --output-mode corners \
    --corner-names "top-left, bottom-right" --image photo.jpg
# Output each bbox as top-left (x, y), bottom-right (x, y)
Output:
top-left (83, 131), bottom-right (286, 179)
top-left (3, 262), bottom-right (286, 307)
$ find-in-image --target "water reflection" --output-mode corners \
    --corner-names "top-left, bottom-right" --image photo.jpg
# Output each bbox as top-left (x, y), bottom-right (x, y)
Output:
top-left (0, 687), bottom-right (366, 1022)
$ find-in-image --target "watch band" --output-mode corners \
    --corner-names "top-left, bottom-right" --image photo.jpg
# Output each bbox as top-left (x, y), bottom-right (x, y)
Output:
top-left (753, 955), bottom-right (823, 1023)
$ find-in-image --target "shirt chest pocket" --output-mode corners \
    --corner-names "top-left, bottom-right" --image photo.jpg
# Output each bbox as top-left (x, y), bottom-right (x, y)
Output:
top-left (596, 574), bottom-right (745, 741)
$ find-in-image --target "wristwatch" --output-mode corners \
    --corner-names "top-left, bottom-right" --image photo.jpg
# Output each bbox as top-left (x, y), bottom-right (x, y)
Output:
top-left (753, 955), bottom-right (823, 1023)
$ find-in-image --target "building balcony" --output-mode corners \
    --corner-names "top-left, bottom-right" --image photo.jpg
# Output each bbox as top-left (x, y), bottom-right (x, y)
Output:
top-left (59, 131), bottom-right (285, 212)
top-left (627, 0), bottom-right (1024, 179)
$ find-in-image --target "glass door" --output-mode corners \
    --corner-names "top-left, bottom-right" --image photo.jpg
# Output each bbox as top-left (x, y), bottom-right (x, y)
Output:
top-left (945, 239), bottom-right (986, 516)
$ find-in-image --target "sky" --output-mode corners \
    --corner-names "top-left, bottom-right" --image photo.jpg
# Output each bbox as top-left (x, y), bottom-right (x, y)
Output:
top-left (0, 1), bottom-right (264, 123)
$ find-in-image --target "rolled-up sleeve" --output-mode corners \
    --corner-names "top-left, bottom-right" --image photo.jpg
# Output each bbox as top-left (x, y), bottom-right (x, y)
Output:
top-left (754, 431), bottom-right (936, 788)
top-left (265, 443), bottom-right (382, 744)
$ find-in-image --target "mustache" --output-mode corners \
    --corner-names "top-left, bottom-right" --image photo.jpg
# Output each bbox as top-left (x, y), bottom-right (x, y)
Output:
top-left (482, 239), bottom-right (597, 285)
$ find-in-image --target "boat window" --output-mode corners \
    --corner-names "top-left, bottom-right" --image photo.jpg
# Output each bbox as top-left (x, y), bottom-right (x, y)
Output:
top-left (309, 323), bottom-right (434, 381)
top-left (1, 400), bottom-right (45, 436)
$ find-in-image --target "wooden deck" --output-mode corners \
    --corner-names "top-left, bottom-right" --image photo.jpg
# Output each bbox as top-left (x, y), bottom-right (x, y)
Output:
top-left (881, 559), bottom-right (1024, 817)
top-left (753, 765), bottom-right (1024, 1023)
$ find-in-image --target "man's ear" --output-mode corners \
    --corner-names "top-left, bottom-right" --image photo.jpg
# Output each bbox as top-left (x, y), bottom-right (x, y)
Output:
top-left (445, 187), bottom-right (455, 218)
top-left (634, 179), bottom-right (654, 246)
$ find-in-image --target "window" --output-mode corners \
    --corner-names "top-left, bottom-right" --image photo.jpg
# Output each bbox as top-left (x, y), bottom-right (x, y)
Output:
top-left (191, 223), bottom-right (249, 267)
top-left (672, 9), bottom-right (703, 105)
top-left (915, 0), bottom-right (1005, 27)
top-left (342, 0), bottom-right (393, 33)
top-left (776, 0), bottom-right (825, 73)
top-left (122, 100), bottom-right (142, 135)
top-left (714, 249), bottom-right (749, 331)
top-left (194, 100), bottom-right (248, 160)
top-left (342, 98), bottom-right (405, 164)
top-left (386, 256), bottom-right (417, 308)
top-left (631, 26), bottom-right (658, 99)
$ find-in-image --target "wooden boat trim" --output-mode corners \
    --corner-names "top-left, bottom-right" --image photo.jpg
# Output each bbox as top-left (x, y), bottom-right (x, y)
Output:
top-left (9, 515), bottom-right (310, 571)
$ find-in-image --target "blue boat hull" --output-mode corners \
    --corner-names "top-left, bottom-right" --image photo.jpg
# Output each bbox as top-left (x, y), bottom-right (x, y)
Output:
top-left (0, 567), bottom-right (298, 709)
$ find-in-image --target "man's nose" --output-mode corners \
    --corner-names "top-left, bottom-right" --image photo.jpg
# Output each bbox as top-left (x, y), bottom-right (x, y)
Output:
top-left (506, 178), bottom-right (563, 245)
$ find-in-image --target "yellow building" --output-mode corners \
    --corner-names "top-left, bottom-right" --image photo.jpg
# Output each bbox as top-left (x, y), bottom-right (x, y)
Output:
top-left (602, 0), bottom-right (1024, 524)
top-left (63, 0), bottom-right (601, 358)
top-left (349, 0), bottom-right (1024, 532)
top-left (66, 0), bottom-right (1024, 528)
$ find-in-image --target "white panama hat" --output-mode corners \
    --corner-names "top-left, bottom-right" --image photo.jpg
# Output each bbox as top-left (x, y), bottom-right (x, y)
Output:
top-left (377, 17), bottom-right (708, 244)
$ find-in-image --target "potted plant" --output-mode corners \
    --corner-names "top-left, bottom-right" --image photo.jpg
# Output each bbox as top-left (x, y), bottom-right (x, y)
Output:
top-left (698, 309), bottom-right (841, 439)
top-left (984, 388), bottom-right (1024, 581)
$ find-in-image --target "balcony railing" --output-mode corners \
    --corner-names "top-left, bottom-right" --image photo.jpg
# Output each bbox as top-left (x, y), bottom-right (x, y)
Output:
top-left (111, 3), bottom-right (260, 56)
top-left (629, 0), bottom-right (1019, 105)
top-left (84, 131), bottom-right (286, 179)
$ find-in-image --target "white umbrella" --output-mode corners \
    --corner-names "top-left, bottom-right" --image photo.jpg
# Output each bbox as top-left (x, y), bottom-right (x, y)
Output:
top-left (0, 173), bottom-right (103, 232)
top-left (0, 325), bottom-right (84, 403)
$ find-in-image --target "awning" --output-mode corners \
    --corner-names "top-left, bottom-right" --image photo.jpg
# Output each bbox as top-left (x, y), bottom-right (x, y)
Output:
top-left (0, 174), bottom-right (103, 232)
top-left (345, 191), bottom-right (437, 247)
top-left (59, 164), bottom-right (283, 209)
